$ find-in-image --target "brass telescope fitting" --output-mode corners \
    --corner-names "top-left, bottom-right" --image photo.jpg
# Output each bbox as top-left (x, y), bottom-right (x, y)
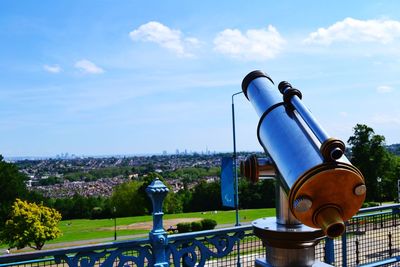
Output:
top-left (314, 206), bottom-right (345, 238)
top-left (289, 162), bottom-right (365, 238)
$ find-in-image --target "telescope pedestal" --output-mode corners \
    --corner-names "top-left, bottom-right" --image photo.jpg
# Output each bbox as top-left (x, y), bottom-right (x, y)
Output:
top-left (252, 216), bottom-right (332, 267)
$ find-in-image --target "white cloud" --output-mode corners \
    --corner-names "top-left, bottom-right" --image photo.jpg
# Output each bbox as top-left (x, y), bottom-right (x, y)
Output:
top-left (372, 113), bottom-right (400, 125)
top-left (43, 64), bottom-right (62, 73)
top-left (74, 59), bottom-right (104, 74)
top-left (376, 85), bottom-right (393, 93)
top-left (213, 25), bottom-right (286, 61)
top-left (304, 18), bottom-right (400, 45)
top-left (129, 21), bottom-right (199, 57)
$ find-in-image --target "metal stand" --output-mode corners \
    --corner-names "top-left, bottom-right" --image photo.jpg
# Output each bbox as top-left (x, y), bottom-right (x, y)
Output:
top-left (253, 183), bottom-right (333, 267)
top-left (255, 259), bottom-right (333, 267)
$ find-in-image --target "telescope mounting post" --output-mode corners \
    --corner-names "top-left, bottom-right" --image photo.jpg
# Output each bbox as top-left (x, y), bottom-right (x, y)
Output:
top-left (241, 156), bottom-right (332, 267)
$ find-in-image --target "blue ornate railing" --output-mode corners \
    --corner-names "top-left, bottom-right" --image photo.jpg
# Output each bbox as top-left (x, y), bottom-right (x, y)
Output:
top-left (0, 226), bottom-right (259, 267)
top-left (0, 179), bottom-right (399, 267)
top-left (168, 225), bottom-right (249, 266)
top-left (0, 238), bottom-right (153, 266)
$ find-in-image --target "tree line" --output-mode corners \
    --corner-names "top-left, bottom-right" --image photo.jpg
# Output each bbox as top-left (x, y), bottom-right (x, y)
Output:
top-left (39, 174), bottom-right (275, 220)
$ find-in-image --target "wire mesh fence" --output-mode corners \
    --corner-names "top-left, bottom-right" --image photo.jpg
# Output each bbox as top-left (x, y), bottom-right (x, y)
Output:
top-left (339, 208), bottom-right (400, 267)
top-left (315, 238), bottom-right (326, 262)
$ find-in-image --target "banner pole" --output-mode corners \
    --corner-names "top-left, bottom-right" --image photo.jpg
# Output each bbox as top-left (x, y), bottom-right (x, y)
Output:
top-left (232, 91), bottom-right (242, 227)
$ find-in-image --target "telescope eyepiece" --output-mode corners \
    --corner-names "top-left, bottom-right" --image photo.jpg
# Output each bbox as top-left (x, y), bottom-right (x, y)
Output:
top-left (327, 222), bottom-right (346, 239)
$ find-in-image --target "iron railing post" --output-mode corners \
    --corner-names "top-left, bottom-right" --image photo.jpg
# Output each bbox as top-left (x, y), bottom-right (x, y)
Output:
top-left (356, 238), bottom-right (360, 265)
top-left (342, 227), bottom-right (347, 267)
top-left (324, 237), bottom-right (335, 265)
top-left (389, 232), bottom-right (393, 257)
top-left (146, 179), bottom-right (170, 267)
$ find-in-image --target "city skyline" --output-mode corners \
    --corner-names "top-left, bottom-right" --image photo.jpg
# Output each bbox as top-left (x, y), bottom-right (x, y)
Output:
top-left (1, 1), bottom-right (400, 157)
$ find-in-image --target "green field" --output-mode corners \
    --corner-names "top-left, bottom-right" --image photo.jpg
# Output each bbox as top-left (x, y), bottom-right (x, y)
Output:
top-left (50, 208), bottom-right (275, 245)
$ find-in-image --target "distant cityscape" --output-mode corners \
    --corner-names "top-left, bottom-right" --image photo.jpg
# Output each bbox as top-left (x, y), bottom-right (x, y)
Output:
top-left (8, 143), bottom-right (400, 200)
top-left (5, 148), bottom-right (220, 162)
top-left (14, 152), bottom-right (245, 199)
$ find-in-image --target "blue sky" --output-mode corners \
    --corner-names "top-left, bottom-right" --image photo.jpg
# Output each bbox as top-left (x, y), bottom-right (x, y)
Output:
top-left (1, 1), bottom-right (400, 157)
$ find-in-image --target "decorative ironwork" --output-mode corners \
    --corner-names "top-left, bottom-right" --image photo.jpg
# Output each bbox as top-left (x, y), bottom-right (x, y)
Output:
top-left (168, 230), bottom-right (245, 266)
top-left (146, 178), bottom-right (169, 267)
top-left (55, 250), bottom-right (105, 267)
top-left (54, 245), bottom-right (154, 267)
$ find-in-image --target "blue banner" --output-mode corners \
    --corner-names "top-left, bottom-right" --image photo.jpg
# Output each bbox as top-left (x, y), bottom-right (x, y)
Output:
top-left (221, 157), bottom-right (235, 208)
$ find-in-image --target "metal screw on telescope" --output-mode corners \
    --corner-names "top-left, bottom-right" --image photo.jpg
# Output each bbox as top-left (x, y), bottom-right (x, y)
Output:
top-left (354, 184), bottom-right (367, 196)
top-left (294, 197), bottom-right (313, 213)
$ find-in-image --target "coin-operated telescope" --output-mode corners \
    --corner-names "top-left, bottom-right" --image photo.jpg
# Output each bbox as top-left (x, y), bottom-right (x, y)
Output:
top-left (240, 70), bottom-right (366, 267)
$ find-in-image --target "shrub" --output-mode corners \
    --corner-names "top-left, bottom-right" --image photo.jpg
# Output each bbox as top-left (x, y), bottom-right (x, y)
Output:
top-left (362, 202), bottom-right (370, 208)
top-left (191, 221), bottom-right (203, 232)
top-left (177, 222), bottom-right (191, 233)
top-left (201, 219), bottom-right (217, 230)
top-left (91, 207), bottom-right (103, 219)
top-left (362, 202), bottom-right (380, 208)
top-left (368, 202), bottom-right (380, 207)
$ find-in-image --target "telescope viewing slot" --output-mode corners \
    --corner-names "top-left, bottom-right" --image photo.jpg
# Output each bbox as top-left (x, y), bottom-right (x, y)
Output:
top-left (314, 206), bottom-right (345, 238)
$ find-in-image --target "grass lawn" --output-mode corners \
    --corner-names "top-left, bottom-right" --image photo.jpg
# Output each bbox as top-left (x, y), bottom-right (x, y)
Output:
top-left (51, 208), bottom-right (275, 244)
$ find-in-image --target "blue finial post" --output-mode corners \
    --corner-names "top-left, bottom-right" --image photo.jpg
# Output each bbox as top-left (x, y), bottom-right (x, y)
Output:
top-left (146, 178), bottom-right (170, 267)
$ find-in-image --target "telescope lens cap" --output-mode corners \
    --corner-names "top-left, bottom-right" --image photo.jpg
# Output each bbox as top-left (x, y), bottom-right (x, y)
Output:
top-left (242, 70), bottom-right (274, 99)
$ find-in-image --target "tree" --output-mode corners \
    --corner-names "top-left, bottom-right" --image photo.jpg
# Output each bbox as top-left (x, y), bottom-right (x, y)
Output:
top-left (111, 180), bottom-right (147, 216)
top-left (190, 180), bottom-right (222, 212)
top-left (111, 173), bottom-right (183, 217)
top-left (348, 124), bottom-right (395, 202)
top-left (0, 155), bottom-right (28, 225)
top-left (239, 179), bottom-right (275, 209)
top-left (138, 173), bottom-right (183, 214)
top-left (177, 189), bottom-right (192, 212)
top-left (1, 199), bottom-right (62, 250)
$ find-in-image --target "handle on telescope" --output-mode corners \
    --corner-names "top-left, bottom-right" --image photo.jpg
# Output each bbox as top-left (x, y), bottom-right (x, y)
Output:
top-left (278, 81), bottom-right (345, 162)
top-left (240, 155), bottom-right (276, 183)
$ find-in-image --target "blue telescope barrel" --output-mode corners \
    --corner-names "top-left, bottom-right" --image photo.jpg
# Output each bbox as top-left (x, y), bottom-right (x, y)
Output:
top-left (242, 70), bottom-right (365, 237)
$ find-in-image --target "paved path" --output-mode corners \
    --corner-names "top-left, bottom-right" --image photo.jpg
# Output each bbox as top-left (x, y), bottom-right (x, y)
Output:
top-left (2, 233), bottom-right (147, 255)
